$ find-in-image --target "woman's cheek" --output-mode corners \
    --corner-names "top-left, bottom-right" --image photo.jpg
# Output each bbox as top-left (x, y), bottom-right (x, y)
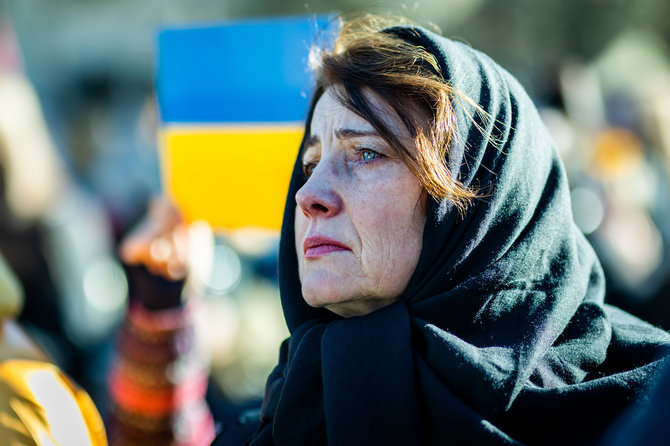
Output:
top-left (294, 208), bottom-right (308, 272)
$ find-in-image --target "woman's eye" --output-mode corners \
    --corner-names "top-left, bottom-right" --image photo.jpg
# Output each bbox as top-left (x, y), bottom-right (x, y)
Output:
top-left (302, 162), bottom-right (317, 179)
top-left (357, 148), bottom-right (380, 162)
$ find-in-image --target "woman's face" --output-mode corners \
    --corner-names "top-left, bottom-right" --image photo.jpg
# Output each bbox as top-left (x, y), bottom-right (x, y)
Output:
top-left (294, 87), bottom-right (427, 318)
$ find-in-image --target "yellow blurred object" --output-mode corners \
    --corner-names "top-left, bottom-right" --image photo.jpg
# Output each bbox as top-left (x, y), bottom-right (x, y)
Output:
top-left (590, 127), bottom-right (644, 180)
top-left (159, 125), bottom-right (302, 231)
top-left (1, 252), bottom-right (107, 445)
top-left (0, 360), bottom-right (107, 446)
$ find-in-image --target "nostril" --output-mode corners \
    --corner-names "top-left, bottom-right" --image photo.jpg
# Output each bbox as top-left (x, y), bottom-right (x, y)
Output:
top-left (312, 203), bottom-right (329, 213)
top-left (295, 182), bottom-right (341, 218)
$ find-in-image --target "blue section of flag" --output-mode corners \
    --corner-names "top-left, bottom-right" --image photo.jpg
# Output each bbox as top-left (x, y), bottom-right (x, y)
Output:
top-left (157, 15), bottom-right (335, 124)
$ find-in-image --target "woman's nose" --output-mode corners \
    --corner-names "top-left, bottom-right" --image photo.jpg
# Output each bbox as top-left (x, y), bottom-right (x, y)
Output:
top-left (295, 164), bottom-right (343, 219)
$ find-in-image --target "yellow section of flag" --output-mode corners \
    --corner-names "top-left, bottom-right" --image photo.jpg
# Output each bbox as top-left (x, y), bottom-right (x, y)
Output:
top-left (159, 125), bottom-right (303, 231)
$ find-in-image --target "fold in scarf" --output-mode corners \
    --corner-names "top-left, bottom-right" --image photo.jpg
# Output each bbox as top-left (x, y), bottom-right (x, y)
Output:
top-left (220, 26), bottom-right (670, 446)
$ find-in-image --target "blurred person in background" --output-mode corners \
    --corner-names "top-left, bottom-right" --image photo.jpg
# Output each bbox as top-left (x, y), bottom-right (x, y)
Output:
top-left (0, 18), bottom-right (128, 410)
top-left (0, 17), bottom-right (68, 352)
top-left (2, 15), bottom-right (248, 446)
top-left (107, 199), bottom-right (215, 446)
top-left (540, 32), bottom-right (670, 330)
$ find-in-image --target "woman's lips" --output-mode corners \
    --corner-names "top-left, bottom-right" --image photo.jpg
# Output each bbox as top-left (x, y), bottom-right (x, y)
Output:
top-left (303, 235), bottom-right (350, 258)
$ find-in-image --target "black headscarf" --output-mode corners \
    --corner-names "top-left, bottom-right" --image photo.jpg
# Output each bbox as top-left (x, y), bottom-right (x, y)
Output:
top-left (214, 26), bottom-right (670, 446)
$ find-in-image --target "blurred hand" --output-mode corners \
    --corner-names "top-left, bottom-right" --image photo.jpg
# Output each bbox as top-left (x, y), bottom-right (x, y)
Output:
top-left (119, 197), bottom-right (190, 281)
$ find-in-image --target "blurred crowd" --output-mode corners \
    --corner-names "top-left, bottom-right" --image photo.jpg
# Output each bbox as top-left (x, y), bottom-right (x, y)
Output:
top-left (539, 30), bottom-right (670, 327)
top-left (1, 3), bottom-right (670, 445)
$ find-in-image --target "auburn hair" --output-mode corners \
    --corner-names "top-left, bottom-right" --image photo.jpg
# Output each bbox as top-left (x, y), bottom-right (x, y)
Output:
top-left (306, 14), bottom-right (479, 214)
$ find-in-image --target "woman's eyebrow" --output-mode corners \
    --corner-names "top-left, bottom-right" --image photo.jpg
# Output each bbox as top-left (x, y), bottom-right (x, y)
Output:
top-left (335, 128), bottom-right (379, 139)
top-left (304, 135), bottom-right (319, 148)
top-left (304, 128), bottom-right (378, 148)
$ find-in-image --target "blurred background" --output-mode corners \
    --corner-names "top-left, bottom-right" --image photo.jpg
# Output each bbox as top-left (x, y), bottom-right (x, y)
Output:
top-left (1, 0), bottom-right (669, 443)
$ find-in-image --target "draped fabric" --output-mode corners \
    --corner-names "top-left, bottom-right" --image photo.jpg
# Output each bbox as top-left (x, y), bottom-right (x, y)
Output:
top-left (215, 26), bottom-right (670, 445)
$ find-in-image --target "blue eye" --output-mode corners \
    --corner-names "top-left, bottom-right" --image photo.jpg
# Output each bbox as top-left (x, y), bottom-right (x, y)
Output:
top-left (358, 149), bottom-right (379, 162)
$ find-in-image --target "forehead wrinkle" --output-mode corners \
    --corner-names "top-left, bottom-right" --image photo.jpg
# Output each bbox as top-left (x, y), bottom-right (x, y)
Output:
top-left (335, 128), bottom-right (379, 139)
top-left (305, 88), bottom-right (405, 160)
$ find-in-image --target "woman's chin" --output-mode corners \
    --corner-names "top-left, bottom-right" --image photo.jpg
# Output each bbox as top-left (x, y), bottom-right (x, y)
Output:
top-left (326, 299), bottom-right (398, 318)
top-left (301, 280), bottom-right (398, 318)
top-left (300, 274), bottom-right (350, 309)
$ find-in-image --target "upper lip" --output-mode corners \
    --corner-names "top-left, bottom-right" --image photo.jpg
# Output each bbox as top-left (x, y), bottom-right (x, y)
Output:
top-left (303, 235), bottom-right (350, 253)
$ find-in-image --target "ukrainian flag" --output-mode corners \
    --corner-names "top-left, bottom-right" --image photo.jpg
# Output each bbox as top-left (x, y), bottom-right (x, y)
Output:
top-left (156, 16), bottom-right (334, 231)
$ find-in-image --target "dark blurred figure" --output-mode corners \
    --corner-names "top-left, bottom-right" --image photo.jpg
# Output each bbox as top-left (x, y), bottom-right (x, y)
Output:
top-left (107, 198), bottom-right (214, 446)
top-left (0, 18), bottom-right (127, 408)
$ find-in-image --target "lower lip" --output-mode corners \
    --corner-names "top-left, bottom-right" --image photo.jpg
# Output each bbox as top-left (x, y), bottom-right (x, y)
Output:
top-left (304, 245), bottom-right (348, 258)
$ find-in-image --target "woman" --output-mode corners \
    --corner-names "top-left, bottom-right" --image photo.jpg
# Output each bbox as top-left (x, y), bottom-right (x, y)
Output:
top-left (202, 15), bottom-right (670, 445)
